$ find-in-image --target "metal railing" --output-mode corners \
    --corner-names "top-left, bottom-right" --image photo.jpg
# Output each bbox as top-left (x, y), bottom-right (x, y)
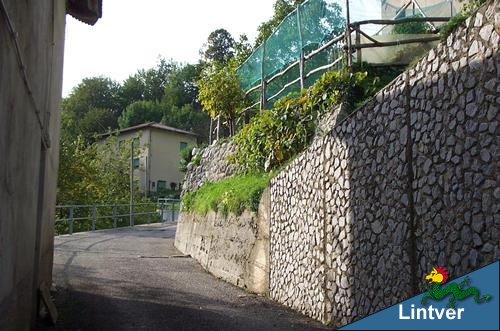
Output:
top-left (55, 199), bottom-right (180, 235)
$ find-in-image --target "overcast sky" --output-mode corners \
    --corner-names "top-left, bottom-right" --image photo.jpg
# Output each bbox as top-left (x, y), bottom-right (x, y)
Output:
top-left (62, 0), bottom-right (275, 96)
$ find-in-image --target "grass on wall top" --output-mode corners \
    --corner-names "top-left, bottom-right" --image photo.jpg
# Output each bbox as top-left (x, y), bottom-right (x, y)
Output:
top-left (182, 173), bottom-right (270, 217)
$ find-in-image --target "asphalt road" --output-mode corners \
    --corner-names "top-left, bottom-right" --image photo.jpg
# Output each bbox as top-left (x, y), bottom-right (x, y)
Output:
top-left (39, 223), bottom-right (330, 331)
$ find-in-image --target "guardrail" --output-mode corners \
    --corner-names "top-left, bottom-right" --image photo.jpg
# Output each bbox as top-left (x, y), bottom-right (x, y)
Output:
top-left (55, 199), bottom-right (180, 235)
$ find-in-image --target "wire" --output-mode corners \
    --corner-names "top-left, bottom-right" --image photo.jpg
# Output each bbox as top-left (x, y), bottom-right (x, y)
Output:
top-left (0, 0), bottom-right (50, 149)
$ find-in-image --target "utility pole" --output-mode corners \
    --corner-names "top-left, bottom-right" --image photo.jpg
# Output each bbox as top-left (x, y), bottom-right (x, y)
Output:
top-left (130, 139), bottom-right (134, 227)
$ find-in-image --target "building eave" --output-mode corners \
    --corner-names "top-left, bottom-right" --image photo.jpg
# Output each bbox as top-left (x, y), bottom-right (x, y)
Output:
top-left (97, 122), bottom-right (199, 140)
top-left (67, 0), bottom-right (102, 26)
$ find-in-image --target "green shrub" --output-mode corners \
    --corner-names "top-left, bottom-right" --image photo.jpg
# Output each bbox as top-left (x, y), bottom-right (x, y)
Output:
top-left (307, 70), bottom-right (366, 113)
top-left (231, 93), bottom-right (313, 172)
top-left (231, 69), bottom-right (368, 173)
top-left (182, 173), bottom-right (270, 216)
top-left (440, 0), bottom-right (487, 40)
top-left (179, 144), bottom-right (204, 172)
top-left (179, 144), bottom-right (194, 172)
top-left (392, 15), bottom-right (430, 35)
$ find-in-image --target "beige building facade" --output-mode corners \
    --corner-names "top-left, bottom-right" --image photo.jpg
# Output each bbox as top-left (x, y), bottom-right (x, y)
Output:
top-left (109, 122), bottom-right (198, 196)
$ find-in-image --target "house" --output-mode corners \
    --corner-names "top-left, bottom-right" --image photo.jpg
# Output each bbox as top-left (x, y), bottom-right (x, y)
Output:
top-left (103, 122), bottom-right (198, 196)
top-left (0, 0), bottom-right (101, 329)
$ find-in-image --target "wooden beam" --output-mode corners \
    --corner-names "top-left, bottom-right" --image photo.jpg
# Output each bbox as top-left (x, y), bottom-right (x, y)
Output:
top-left (354, 36), bottom-right (440, 49)
top-left (351, 17), bottom-right (450, 27)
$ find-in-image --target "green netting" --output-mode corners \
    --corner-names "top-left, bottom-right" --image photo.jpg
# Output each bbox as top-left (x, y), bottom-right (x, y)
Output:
top-left (264, 11), bottom-right (300, 79)
top-left (238, 44), bottom-right (263, 92)
top-left (382, 0), bottom-right (458, 20)
top-left (354, 34), bottom-right (438, 64)
top-left (237, 0), bottom-right (346, 101)
top-left (300, 0), bottom-right (344, 52)
top-left (238, 0), bottom-right (456, 106)
top-left (376, 0), bottom-right (460, 35)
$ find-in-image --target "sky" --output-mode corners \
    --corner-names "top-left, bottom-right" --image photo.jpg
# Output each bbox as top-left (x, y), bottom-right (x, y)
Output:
top-left (62, 0), bottom-right (275, 96)
top-left (62, 0), bottom-right (386, 97)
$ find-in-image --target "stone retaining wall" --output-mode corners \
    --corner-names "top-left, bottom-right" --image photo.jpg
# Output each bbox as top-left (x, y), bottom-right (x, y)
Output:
top-left (182, 141), bottom-right (237, 192)
top-left (270, 2), bottom-right (498, 327)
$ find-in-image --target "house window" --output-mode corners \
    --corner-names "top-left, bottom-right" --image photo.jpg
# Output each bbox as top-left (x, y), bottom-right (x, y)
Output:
top-left (133, 158), bottom-right (140, 169)
top-left (180, 141), bottom-right (188, 152)
top-left (157, 180), bottom-right (166, 191)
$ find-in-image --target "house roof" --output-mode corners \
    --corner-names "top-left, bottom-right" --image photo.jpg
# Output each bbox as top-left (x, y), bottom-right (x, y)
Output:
top-left (99, 122), bottom-right (198, 139)
top-left (67, 0), bottom-right (102, 25)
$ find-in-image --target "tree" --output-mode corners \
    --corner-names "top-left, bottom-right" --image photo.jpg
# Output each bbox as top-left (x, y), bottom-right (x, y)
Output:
top-left (254, 0), bottom-right (306, 46)
top-left (162, 104), bottom-right (210, 141)
top-left (63, 77), bottom-right (121, 118)
top-left (62, 77), bottom-right (121, 139)
top-left (200, 28), bottom-right (236, 65)
top-left (118, 75), bottom-right (146, 109)
top-left (139, 58), bottom-right (172, 101)
top-left (117, 57), bottom-right (173, 108)
top-left (234, 34), bottom-right (253, 66)
top-left (197, 60), bottom-right (244, 136)
top-left (57, 134), bottom-right (133, 205)
top-left (118, 100), bottom-right (165, 129)
top-left (163, 63), bottom-right (200, 109)
top-left (56, 133), bottom-right (153, 234)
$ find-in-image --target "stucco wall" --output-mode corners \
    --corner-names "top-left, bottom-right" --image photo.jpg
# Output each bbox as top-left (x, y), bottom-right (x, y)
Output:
top-left (115, 127), bottom-right (197, 194)
top-left (0, 0), bottom-right (66, 329)
top-left (175, 189), bottom-right (270, 295)
top-left (150, 128), bottom-right (197, 190)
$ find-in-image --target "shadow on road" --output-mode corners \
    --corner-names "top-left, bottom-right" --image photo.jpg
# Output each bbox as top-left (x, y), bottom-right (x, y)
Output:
top-left (39, 224), bottom-right (329, 331)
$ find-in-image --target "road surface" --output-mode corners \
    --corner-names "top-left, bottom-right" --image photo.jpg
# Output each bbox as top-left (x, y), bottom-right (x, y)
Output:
top-left (39, 223), bottom-right (329, 331)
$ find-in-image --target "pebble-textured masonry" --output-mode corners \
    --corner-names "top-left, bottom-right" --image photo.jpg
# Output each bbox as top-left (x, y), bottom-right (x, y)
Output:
top-left (270, 1), bottom-right (498, 327)
top-left (182, 141), bottom-right (237, 192)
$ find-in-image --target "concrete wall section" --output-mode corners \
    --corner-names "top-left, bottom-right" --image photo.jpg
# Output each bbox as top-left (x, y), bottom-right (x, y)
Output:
top-left (175, 189), bottom-right (270, 295)
top-left (0, 0), bottom-right (66, 329)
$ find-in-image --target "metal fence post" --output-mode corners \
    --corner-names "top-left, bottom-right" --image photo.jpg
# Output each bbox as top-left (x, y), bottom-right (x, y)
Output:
top-left (171, 200), bottom-right (175, 222)
top-left (160, 202), bottom-right (165, 223)
top-left (92, 204), bottom-right (96, 231)
top-left (147, 204), bottom-right (151, 224)
top-left (113, 204), bottom-right (117, 228)
top-left (130, 140), bottom-right (135, 227)
top-left (69, 207), bottom-right (74, 235)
